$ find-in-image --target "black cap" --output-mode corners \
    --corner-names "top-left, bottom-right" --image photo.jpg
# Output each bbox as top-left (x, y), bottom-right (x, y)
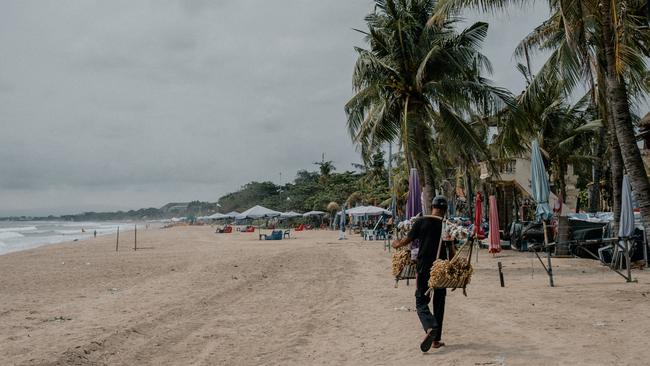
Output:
top-left (432, 195), bottom-right (448, 209)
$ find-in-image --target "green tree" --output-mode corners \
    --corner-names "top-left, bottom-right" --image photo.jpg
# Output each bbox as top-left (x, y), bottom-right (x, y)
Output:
top-left (346, 0), bottom-right (508, 212)
top-left (432, 0), bottom-right (650, 238)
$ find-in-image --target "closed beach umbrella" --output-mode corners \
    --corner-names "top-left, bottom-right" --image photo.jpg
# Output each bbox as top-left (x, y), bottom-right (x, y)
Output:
top-left (406, 168), bottom-right (422, 219)
top-left (488, 195), bottom-right (501, 254)
top-left (531, 139), bottom-right (555, 286)
top-left (531, 139), bottom-right (552, 221)
top-left (619, 175), bottom-right (635, 238)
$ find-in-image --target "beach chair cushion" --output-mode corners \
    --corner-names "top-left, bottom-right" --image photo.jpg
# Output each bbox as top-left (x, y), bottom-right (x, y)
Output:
top-left (265, 230), bottom-right (283, 240)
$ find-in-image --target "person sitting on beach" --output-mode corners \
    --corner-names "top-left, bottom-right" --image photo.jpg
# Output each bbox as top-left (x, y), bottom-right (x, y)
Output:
top-left (392, 195), bottom-right (455, 352)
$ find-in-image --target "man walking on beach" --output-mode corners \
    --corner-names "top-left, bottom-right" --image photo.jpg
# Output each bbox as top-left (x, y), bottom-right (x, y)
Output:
top-left (393, 195), bottom-right (454, 352)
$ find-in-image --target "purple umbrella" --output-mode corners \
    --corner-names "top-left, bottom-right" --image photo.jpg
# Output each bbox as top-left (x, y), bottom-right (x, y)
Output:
top-left (406, 168), bottom-right (422, 219)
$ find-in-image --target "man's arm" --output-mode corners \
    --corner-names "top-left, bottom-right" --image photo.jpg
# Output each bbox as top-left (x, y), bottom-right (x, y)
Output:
top-left (392, 236), bottom-right (413, 249)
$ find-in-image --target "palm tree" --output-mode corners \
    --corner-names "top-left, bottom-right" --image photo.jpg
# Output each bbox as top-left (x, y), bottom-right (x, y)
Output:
top-left (431, 0), bottom-right (650, 239)
top-left (346, 0), bottom-right (509, 212)
top-left (314, 159), bottom-right (336, 180)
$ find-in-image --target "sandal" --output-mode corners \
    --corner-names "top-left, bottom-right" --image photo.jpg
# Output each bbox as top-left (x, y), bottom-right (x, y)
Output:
top-left (420, 330), bottom-right (435, 352)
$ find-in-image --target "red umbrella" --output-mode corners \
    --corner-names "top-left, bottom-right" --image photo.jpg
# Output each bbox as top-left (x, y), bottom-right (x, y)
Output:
top-left (488, 195), bottom-right (502, 254)
top-left (474, 192), bottom-right (485, 239)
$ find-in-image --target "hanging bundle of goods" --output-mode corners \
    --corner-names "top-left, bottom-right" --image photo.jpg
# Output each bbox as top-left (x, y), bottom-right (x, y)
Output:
top-left (392, 249), bottom-right (411, 277)
top-left (428, 237), bottom-right (475, 296)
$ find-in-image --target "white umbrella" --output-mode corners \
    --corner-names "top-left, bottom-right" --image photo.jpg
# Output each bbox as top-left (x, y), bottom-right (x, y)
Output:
top-left (346, 205), bottom-right (392, 216)
top-left (303, 210), bottom-right (325, 217)
top-left (207, 212), bottom-right (227, 220)
top-left (281, 211), bottom-right (303, 218)
top-left (236, 205), bottom-right (281, 220)
top-left (222, 211), bottom-right (240, 219)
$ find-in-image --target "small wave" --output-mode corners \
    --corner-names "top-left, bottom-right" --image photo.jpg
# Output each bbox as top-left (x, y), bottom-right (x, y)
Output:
top-left (56, 229), bottom-right (86, 235)
top-left (0, 226), bottom-right (38, 233)
top-left (0, 232), bottom-right (25, 239)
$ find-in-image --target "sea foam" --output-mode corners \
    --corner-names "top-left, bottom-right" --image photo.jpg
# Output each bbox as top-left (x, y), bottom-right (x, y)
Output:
top-left (0, 232), bottom-right (25, 240)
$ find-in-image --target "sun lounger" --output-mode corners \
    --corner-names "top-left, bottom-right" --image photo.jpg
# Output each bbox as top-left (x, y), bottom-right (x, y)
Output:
top-left (294, 224), bottom-right (305, 231)
top-left (216, 226), bottom-right (232, 234)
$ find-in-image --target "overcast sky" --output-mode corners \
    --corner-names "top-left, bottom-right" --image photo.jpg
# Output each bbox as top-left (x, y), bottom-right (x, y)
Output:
top-left (0, 1), bottom-right (548, 216)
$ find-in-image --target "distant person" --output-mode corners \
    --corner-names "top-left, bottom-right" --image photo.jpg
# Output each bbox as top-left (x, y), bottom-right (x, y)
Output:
top-left (93, 230), bottom-right (97, 238)
top-left (392, 196), bottom-right (455, 352)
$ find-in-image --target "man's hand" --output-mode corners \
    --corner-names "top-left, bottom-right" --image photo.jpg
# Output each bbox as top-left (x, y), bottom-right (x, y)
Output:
top-left (392, 237), bottom-right (411, 249)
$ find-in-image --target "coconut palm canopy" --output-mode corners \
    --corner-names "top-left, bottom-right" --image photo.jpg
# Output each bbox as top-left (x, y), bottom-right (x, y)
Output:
top-left (345, 0), bottom-right (511, 212)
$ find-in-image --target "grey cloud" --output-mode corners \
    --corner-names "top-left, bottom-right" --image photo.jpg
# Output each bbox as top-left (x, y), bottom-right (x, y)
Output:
top-left (0, 0), bottom-right (547, 216)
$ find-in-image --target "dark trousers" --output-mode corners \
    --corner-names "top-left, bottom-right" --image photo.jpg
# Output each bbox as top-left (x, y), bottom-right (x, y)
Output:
top-left (415, 269), bottom-right (446, 341)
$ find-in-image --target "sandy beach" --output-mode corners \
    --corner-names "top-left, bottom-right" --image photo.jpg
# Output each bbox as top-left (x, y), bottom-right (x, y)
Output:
top-left (1, 226), bottom-right (650, 365)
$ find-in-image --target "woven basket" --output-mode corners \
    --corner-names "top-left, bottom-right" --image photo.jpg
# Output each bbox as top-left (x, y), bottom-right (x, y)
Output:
top-left (428, 258), bottom-right (473, 289)
top-left (427, 237), bottom-right (475, 295)
top-left (391, 249), bottom-right (411, 277)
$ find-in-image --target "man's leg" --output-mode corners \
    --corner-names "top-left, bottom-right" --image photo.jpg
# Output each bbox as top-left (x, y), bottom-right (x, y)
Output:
top-left (415, 271), bottom-right (435, 331)
top-left (432, 288), bottom-right (447, 341)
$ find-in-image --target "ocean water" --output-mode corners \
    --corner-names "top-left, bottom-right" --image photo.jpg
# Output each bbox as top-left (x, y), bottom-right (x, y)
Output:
top-left (0, 221), bottom-right (134, 255)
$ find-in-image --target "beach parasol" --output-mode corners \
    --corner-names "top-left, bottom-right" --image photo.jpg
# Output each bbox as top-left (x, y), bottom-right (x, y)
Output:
top-left (280, 211), bottom-right (303, 218)
top-left (618, 175), bottom-right (635, 281)
top-left (346, 205), bottom-right (392, 216)
top-left (488, 195), bottom-right (501, 254)
top-left (619, 175), bottom-right (635, 238)
top-left (338, 205), bottom-right (347, 239)
top-left (302, 211), bottom-right (325, 217)
top-left (235, 205), bottom-right (281, 220)
top-left (207, 212), bottom-right (227, 220)
top-left (531, 140), bottom-right (552, 221)
top-left (406, 168), bottom-right (422, 219)
top-left (530, 139), bottom-right (554, 286)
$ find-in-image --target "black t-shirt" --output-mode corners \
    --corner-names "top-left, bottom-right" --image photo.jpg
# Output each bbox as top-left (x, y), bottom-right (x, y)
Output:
top-left (408, 216), bottom-right (445, 272)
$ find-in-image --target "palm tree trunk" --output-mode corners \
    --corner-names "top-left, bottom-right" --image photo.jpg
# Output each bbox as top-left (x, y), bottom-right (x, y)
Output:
top-left (608, 109), bottom-right (624, 233)
top-left (595, 49), bottom-right (621, 227)
top-left (589, 127), bottom-right (606, 212)
top-left (601, 0), bottom-right (650, 241)
top-left (421, 160), bottom-right (436, 214)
